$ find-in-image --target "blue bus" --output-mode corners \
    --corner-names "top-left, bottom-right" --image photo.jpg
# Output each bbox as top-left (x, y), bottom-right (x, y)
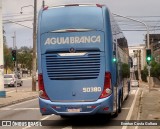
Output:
top-left (37, 4), bottom-right (130, 117)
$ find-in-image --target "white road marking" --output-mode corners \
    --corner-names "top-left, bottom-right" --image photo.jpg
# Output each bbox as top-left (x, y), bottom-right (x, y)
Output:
top-left (122, 88), bottom-right (140, 129)
top-left (121, 107), bottom-right (130, 110)
top-left (62, 126), bottom-right (72, 129)
top-left (130, 89), bottom-right (137, 95)
top-left (14, 108), bottom-right (39, 110)
top-left (40, 114), bottom-right (54, 121)
top-left (0, 107), bottom-right (12, 110)
top-left (0, 107), bottom-right (39, 111)
top-left (134, 91), bottom-right (143, 129)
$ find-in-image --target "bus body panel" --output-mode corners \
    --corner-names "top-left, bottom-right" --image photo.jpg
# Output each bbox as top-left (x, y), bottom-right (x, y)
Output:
top-left (41, 52), bottom-right (105, 101)
top-left (39, 94), bottom-right (113, 115)
top-left (40, 31), bottom-right (107, 101)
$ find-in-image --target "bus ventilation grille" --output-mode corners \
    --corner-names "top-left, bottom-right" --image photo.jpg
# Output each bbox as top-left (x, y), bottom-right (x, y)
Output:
top-left (45, 52), bottom-right (100, 80)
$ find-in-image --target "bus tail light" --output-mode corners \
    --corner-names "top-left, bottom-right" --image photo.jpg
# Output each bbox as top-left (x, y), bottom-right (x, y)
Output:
top-left (103, 107), bottom-right (109, 111)
top-left (38, 74), bottom-right (50, 100)
top-left (96, 4), bottom-right (103, 8)
top-left (43, 6), bottom-right (48, 11)
top-left (99, 72), bottom-right (112, 99)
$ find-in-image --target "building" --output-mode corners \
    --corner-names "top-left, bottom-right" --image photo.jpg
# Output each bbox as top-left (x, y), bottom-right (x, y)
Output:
top-left (129, 44), bottom-right (146, 70)
top-left (146, 34), bottom-right (160, 63)
top-left (129, 44), bottom-right (146, 80)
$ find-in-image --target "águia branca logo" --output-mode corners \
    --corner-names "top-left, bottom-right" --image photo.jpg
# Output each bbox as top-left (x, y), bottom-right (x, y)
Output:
top-left (44, 35), bottom-right (101, 45)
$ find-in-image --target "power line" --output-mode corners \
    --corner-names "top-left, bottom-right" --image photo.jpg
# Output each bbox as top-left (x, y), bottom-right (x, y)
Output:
top-left (122, 29), bottom-right (160, 31)
top-left (3, 13), bottom-right (33, 18)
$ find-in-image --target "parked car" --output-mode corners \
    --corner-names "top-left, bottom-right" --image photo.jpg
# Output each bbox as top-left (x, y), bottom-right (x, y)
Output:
top-left (4, 74), bottom-right (23, 87)
top-left (130, 80), bottom-right (139, 87)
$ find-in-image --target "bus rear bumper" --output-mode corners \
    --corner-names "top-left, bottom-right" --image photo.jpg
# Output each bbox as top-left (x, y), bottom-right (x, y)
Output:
top-left (39, 94), bottom-right (113, 116)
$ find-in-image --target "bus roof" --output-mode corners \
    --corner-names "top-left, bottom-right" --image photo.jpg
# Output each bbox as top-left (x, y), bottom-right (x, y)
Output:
top-left (39, 5), bottom-right (105, 34)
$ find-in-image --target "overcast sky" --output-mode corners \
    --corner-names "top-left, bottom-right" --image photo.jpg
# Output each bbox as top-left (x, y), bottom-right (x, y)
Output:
top-left (2, 0), bottom-right (160, 48)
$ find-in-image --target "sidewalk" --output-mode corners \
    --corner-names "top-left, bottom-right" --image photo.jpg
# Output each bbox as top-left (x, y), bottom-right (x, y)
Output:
top-left (0, 88), bottom-right (38, 108)
top-left (137, 82), bottom-right (160, 129)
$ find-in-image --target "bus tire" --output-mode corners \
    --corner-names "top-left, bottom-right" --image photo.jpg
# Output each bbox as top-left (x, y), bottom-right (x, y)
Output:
top-left (60, 115), bottom-right (69, 119)
top-left (112, 109), bottom-right (118, 118)
top-left (112, 95), bottom-right (119, 118)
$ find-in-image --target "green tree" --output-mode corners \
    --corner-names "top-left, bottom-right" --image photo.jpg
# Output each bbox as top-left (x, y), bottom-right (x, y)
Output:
top-left (3, 30), bottom-right (13, 73)
top-left (150, 59), bottom-right (160, 79)
top-left (25, 52), bottom-right (32, 75)
top-left (141, 66), bottom-right (148, 82)
top-left (122, 63), bottom-right (130, 78)
top-left (16, 47), bottom-right (33, 76)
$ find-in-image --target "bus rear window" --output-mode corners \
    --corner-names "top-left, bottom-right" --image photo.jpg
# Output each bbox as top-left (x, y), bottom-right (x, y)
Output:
top-left (41, 6), bottom-right (103, 33)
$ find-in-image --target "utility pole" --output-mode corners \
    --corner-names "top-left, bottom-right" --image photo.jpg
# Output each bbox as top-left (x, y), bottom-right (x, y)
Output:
top-left (12, 32), bottom-right (18, 92)
top-left (0, 1), bottom-right (6, 97)
top-left (42, 0), bottom-right (45, 8)
top-left (112, 13), bottom-right (151, 91)
top-left (137, 50), bottom-right (142, 81)
top-left (32, 0), bottom-right (37, 91)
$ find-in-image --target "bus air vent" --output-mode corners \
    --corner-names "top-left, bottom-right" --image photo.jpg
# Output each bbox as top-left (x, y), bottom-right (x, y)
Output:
top-left (45, 52), bottom-right (100, 80)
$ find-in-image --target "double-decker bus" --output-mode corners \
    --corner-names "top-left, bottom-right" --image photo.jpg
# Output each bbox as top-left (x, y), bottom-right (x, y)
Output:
top-left (37, 4), bottom-right (130, 117)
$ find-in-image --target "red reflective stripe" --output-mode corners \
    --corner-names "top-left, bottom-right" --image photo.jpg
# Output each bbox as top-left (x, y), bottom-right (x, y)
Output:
top-left (104, 72), bottom-right (111, 89)
top-left (38, 74), bottom-right (50, 100)
top-left (99, 72), bottom-right (111, 98)
top-left (43, 6), bottom-right (48, 11)
top-left (96, 4), bottom-right (103, 8)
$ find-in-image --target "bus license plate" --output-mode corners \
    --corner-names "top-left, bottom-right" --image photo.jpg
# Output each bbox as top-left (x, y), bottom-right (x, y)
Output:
top-left (67, 108), bottom-right (81, 112)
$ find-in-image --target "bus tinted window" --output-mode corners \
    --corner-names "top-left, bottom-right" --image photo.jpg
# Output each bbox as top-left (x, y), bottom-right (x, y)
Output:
top-left (41, 6), bottom-right (103, 33)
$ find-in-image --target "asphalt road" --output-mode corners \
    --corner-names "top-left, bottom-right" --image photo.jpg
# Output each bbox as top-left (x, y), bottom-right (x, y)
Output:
top-left (1, 79), bottom-right (139, 129)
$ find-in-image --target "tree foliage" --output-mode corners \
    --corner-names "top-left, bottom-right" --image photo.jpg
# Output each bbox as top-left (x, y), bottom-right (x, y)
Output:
top-left (141, 66), bottom-right (148, 82)
top-left (150, 59), bottom-right (160, 79)
top-left (3, 44), bottom-right (33, 73)
top-left (122, 63), bottom-right (130, 78)
top-left (3, 28), bottom-right (33, 74)
top-left (3, 30), bottom-right (13, 73)
top-left (141, 59), bottom-right (160, 82)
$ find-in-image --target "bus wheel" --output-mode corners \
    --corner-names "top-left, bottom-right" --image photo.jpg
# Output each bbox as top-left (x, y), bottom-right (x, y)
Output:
top-left (60, 115), bottom-right (69, 119)
top-left (112, 109), bottom-right (118, 118)
top-left (112, 100), bottom-right (119, 118)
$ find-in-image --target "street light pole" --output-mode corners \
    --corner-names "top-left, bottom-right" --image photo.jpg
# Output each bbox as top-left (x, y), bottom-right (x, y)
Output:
top-left (32, 0), bottom-right (37, 91)
top-left (0, 1), bottom-right (6, 97)
top-left (112, 13), bottom-right (151, 91)
top-left (20, 5), bottom-right (34, 14)
top-left (20, 1), bottom-right (37, 91)
top-left (112, 13), bottom-right (150, 49)
top-left (12, 32), bottom-right (18, 92)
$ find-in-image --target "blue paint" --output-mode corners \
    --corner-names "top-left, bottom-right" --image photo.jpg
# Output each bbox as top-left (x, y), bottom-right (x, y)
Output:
top-left (37, 5), bottom-right (130, 116)
top-left (0, 91), bottom-right (6, 98)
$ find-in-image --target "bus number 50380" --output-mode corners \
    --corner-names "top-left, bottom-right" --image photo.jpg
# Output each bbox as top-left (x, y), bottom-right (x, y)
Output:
top-left (83, 87), bottom-right (101, 92)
